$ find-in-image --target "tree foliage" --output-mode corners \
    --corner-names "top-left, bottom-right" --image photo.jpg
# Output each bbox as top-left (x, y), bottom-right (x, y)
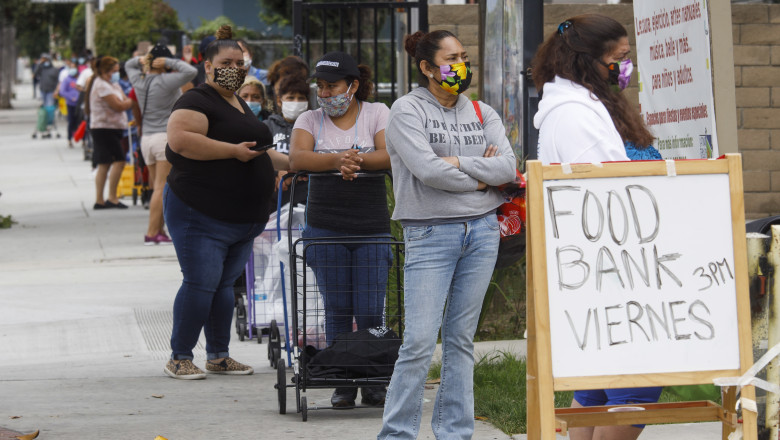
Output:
top-left (69, 4), bottom-right (86, 57)
top-left (257, 0), bottom-right (292, 28)
top-left (192, 15), bottom-right (256, 40)
top-left (95, 0), bottom-right (180, 60)
top-left (0, 0), bottom-right (75, 58)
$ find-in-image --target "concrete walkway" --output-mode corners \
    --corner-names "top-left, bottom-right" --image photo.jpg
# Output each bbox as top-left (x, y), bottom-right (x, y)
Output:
top-left (0, 76), bottom-right (721, 440)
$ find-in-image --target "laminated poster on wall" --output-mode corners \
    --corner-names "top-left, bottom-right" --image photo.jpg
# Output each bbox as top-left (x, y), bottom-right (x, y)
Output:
top-left (633, 0), bottom-right (718, 159)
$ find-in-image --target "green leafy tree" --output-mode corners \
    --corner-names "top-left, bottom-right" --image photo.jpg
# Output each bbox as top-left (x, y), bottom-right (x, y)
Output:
top-left (95, 0), bottom-right (179, 60)
top-left (192, 15), bottom-right (255, 40)
top-left (69, 4), bottom-right (86, 56)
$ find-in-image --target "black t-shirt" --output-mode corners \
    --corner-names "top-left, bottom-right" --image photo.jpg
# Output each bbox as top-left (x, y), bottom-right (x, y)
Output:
top-left (166, 83), bottom-right (275, 224)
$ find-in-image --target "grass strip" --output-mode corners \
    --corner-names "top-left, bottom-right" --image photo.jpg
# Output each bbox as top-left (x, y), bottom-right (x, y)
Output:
top-left (428, 351), bottom-right (715, 435)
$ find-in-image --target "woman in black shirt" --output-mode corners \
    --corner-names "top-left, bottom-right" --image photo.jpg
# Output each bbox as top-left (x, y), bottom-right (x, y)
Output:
top-left (163, 25), bottom-right (288, 380)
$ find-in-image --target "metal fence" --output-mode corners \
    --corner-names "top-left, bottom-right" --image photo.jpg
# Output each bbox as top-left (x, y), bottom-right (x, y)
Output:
top-left (292, 0), bottom-right (428, 103)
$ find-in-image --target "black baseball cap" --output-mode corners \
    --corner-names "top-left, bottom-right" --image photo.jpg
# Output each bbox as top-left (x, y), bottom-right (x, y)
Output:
top-left (311, 51), bottom-right (360, 82)
top-left (150, 43), bottom-right (173, 59)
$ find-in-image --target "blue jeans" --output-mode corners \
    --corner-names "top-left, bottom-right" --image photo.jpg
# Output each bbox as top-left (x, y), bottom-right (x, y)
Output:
top-left (164, 185), bottom-right (265, 360)
top-left (302, 225), bottom-right (392, 346)
top-left (378, 215), bottom-right (500, 440)
top-left (41, 91), bottom-right (55, 108)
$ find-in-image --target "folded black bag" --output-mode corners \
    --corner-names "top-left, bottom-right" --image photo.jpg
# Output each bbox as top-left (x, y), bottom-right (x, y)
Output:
top-left (307, 326), bottom-right (402, 379)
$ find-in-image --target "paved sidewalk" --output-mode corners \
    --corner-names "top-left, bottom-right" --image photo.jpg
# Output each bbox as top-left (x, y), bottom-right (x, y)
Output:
top-left (0, 77), bottom-right (721, 440)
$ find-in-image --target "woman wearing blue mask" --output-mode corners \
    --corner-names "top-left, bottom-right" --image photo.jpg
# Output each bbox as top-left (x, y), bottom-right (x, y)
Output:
top-left (289, 51), bottom-right (392, 409)
top-left (237, 77), bottom-right (271, 121)
top-left (85, 56), bottom-right (133, 210)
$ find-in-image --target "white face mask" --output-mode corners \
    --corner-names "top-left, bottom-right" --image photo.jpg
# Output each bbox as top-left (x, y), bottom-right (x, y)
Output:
top-left (244, 56), bottom-right (252, 67)
top-left (281, 101), bottom-right (308, 121)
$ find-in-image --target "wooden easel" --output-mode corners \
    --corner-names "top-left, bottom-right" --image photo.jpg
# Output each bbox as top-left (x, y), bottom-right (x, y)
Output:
top-left (525, 154), bottom-right (757, 440)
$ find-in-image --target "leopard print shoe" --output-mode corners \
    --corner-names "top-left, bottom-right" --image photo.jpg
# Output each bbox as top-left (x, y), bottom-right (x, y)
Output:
top-left (164, 359), bottom-right (206, 380)
top-left (205, 357), bottom-right (254, 375)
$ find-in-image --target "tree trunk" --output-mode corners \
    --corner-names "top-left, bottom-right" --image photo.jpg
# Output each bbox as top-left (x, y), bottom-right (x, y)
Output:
top-left (0, 15), bottom-right (16, 109)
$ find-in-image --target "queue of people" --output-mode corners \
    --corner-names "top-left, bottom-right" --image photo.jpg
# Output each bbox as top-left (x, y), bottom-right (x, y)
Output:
top-left (39, 15), bottom-right (663, 439)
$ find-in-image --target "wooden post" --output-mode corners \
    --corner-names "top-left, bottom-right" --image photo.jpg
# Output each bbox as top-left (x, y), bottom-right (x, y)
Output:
top-left (709, 0), bottom-right (738, 154)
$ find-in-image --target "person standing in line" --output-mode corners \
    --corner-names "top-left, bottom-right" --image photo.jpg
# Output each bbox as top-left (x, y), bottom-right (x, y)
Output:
top-left (262, 74), bottom-right (310, 210)
top-left (532, 14), bottom-right (663, 440)
top-left (35, 53), bottom-right (60, 108)
top-left (58, 65), bottom-right (82, 148)
top-left (237, 77), bottom-right (272, 122)
top-left (267, 55), bottom-right (310, 110)
top-left (85, 56), bottom-right (133, 210)
top-left (377, 30), bottom-right (516, 440)
top-left (236, 39), bottom-right (269, 85)
top-left (163, 25), bottom-right (288, 379)
top-left (289, 51), bottom-right (392, 408)
top-left (126, 43), bottom-right (197, 245)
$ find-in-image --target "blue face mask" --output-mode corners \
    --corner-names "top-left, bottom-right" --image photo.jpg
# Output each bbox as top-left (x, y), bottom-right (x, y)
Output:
top-left (246, 101), bottom-right (263, 116)
top-left (110, 72), bottom-right (120, 84)
top-left (78, 57), bottom-right (85, 65)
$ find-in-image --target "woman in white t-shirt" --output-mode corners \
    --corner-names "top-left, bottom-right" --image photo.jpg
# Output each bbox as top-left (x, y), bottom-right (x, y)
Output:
top-left (289, 51), bottom-right (391, 409)
top-left (85, 56), bottom-right (133, 210)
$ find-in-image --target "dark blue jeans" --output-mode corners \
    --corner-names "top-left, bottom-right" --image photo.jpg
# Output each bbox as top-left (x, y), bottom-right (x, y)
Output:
top-left (302, 225), bottom-right (392, 346)
top-left (164, 185), bottom-right (265, 360)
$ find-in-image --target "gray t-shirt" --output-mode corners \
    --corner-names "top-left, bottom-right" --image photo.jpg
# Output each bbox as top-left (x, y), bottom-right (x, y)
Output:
top-left (126, 57), bottom-right (197, 135)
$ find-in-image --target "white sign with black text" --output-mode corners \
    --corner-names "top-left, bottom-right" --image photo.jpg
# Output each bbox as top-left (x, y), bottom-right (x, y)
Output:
top-left (544, 173), bottom-right (740, 378)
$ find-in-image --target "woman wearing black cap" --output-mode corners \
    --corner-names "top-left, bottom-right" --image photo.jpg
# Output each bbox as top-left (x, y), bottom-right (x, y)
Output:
top-left (126, 43), bottom-right (197, 245)
top-left (289, 51), bottom-right (391, 408)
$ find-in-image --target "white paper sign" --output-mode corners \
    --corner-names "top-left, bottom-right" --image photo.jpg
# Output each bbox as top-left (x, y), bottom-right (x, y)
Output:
top-left (543, 174), bottom-right (740, 378)
top-left (634, 1), bottom-right (718, 159)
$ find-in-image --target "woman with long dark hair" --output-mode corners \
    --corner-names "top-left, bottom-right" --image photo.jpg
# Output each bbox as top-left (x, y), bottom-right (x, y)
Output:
top-left (532, 13), bottom-right (662, 440)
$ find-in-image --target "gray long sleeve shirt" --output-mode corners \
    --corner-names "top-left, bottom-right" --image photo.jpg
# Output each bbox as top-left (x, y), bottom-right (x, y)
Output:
top-left (125, 57), bottom-right (197, 135)
top-left (385, 87), bottom-right (517, 224)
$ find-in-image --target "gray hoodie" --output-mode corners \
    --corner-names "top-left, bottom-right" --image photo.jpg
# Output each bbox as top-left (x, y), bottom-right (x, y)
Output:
top-left (126, 57), bottom-right (197, 135)
top-left (385, 87), bottom-right (516, 224)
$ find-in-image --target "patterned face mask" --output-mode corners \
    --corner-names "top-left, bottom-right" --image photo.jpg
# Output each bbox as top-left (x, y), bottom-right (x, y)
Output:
top-left (213, 66), bottom-right (247, 92)
top-left (600, 59), bottom-right (633, 91)
top-left (317, 84), bottom-right (353, 117)
top-left (435, 62), bottom-right (472, 96)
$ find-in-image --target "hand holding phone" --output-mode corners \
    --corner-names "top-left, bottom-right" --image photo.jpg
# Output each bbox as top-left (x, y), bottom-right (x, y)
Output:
top-left (249, 143), bottom-right (275, 152)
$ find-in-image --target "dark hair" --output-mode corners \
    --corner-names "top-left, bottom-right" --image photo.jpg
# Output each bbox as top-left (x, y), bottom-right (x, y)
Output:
top-left (344, 65), bottom-right (374, 101)
top-left (404, 30), bottom-right (458, 87)
top-left (267, 56), bottom-right (309, 87)
top-left (235, 39), bottom-right (252, 58)
top-left (532, 14), bottom-right (654, 147)
top-left (204, 25), bottom-right (242, 61)
top-left (277, 74), bottom-right (310, 99)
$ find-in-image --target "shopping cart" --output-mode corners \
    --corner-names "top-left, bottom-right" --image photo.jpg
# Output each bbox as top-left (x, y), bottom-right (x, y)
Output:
top-left (274, 171), bottom-right (405, 421)
top-left (31, 104), bottom-right (60, 139)
top-left (234, 175), bottom-right (307, 370)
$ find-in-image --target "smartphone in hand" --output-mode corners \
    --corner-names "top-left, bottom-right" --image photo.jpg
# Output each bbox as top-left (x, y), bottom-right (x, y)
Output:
top-left (249, 143), bottom-right (275, 152)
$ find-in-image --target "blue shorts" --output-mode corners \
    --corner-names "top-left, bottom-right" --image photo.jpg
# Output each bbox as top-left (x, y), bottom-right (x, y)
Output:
top-left (573, 387), bottom-right (663, 428)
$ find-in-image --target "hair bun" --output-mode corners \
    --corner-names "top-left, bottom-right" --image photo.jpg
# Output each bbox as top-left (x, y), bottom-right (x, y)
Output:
top-left (404, 31), bottom-right (426, 58)
top-left (215, 25), bottom-right (233, 40)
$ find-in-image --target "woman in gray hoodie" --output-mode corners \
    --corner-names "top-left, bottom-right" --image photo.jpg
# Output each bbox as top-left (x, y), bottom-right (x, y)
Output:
top-left (377, 30), bottom-right (516, 440)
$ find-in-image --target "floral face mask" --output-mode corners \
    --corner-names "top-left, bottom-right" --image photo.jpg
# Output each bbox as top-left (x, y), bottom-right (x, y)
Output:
top-left (600, 59), bottom-right (633, 91)
top-left (317, 84), bottom-right (353, 118)
top-left (435, 62), bottom-right (472, 96)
